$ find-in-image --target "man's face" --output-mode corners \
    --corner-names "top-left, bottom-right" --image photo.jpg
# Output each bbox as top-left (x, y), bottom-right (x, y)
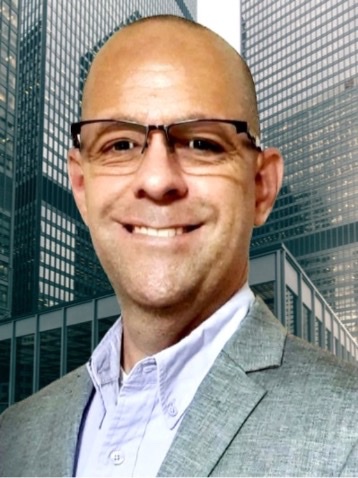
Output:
top-left (68, 25), bottom-right (282, 321)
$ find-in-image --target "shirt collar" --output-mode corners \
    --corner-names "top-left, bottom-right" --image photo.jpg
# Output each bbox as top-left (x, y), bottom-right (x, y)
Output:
top-left (155, 284), bottom-right (254, 428)
top-left (87, 319), bottom-right (123, 408)
top-left (87, 284), bottom-right (254, 428)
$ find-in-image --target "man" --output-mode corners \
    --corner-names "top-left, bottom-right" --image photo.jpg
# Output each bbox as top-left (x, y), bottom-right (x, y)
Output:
top-left (1, 14), bottom-right (358, 477)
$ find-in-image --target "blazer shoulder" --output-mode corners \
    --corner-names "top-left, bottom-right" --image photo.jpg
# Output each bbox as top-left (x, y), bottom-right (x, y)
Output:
top-left (0, 365), bottom-right (93, 477)
top-left (275, 333), bottom-right (358, 406)
top-left (1, 364), bottom-right (90, 424)
top-left (284, 333), bottom-right (358, 377)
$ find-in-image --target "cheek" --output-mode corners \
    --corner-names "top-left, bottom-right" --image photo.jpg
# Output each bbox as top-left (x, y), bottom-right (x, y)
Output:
top-left (84, 174), bottom-right (124, 218)
top-left (219, 185), bottom-right (257, 254)
top-left (215, 175), bottom-right (256, 222)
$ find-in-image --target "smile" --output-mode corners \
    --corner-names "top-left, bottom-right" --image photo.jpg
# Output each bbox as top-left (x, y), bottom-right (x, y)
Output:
top-left (134, 226), bottom-right (184, 237)
top-left (124, 224), bottom-right (200, 237)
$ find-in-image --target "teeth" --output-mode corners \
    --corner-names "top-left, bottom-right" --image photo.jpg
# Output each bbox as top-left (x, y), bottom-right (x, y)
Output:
top-left (133, 226), bottom-right (185, 237)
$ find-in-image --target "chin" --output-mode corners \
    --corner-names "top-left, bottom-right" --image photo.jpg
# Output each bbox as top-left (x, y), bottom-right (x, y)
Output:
top-left (117, 282), bottom-right (196, 315)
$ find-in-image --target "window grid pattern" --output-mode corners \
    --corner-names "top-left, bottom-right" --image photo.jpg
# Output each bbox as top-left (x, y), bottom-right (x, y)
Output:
top-left (12, 0), bottom-right (196, 316)
top-left (39, 204), bottom-right (75, 307)
top-left (0, 0), bottom-right (18, 320)
top-left (243, 0), bottom-right (358, 336)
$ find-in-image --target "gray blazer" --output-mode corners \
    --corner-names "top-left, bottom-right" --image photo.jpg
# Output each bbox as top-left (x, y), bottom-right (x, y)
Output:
top-left (1, 298), bottom-right (358, 476)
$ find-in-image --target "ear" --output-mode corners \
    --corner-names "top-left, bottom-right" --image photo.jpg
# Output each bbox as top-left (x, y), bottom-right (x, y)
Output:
top-left (67, 147), bottom-right (89, 226)
top-left (254, 147), bottom-right (283, 226)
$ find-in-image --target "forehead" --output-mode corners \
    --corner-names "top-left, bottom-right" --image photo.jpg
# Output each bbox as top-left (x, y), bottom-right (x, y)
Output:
top-left (82, 25), bottom-right (248, 123)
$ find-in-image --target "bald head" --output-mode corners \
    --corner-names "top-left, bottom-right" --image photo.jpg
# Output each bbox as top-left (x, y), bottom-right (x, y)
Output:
top-left (82, 15), bottom-right (260, 137)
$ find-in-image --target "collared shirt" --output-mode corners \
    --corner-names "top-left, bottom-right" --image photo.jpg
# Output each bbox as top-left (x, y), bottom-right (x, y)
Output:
top-left (76, 285), bottom-right (254, 477)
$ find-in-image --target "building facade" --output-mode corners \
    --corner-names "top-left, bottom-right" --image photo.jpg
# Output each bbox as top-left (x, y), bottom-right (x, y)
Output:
top-left (242, 0), bottom-right (358, 336)
top-left (0, 0), bottom-right (18, 320)
top-left (1, 244), bottom-right (356, 412)
top-left (10, 0), bottom-right (196, 318)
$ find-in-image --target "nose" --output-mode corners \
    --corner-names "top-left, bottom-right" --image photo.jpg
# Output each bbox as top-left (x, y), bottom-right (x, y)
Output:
top-left (131, 131), bottom-right (188, 202)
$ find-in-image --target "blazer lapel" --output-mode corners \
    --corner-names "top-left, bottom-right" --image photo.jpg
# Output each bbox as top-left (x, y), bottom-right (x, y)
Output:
top-left (158, 298), bottom-right (286, 477)
top-left (158, 350), bottom-right (266, 477)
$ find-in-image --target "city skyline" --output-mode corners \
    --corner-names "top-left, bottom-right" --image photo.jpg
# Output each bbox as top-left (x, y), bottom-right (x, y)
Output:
top-left (0, 1), bottom-right (357, 339)
top-left (0, 0), bottom-right (357, 412)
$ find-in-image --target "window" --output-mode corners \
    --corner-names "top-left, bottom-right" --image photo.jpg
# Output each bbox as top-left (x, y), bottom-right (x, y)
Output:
top-left (285, 287), bottom-right (297, 335)
top-left (302, 306), bottom-right (311, 342)
top-left (0, 339), bottom-right (11, 412)
top-left (15, 334), bottom-right (34, 402)
top-left (66, 322), bottom-right (91, 373)
top-left (39, 328), bottom-right (61, 389)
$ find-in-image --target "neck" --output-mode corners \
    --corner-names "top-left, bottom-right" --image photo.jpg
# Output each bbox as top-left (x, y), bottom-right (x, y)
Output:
top-left (118, 276), bottom-right (248, 373)
top-left (120, 303), bottom-right (203, 373)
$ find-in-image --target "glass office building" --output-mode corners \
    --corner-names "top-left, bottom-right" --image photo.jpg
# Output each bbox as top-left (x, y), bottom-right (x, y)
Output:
top-left (242, 0), bottom-right (358, 336)
top-left (0, 0), bottom-right (18, 321)
top-left (11, 0), bottom-right (196, 316)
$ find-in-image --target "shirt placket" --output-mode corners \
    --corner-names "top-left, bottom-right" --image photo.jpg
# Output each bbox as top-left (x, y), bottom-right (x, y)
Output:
top-left (99, 359), bottom-right (158, 477)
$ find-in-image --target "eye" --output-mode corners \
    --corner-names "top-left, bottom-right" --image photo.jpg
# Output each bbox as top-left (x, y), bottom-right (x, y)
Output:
top-left (112, 139), bottom-right (135, 151)
top-left (188, 138), bottom-right (224, 153)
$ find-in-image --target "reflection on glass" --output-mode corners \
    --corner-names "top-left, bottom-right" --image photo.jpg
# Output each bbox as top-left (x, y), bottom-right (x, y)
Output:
top-left (39, 328), bottom-right (61, 390)
top-left (302, 305), bottom-right (311, 342)
top-left (335, 337), bottom-right (341, 358)
top-left (285, 287), bottom-right (297, 336)
top-left (67, 322), bottom-right (91, 373)
top-left (0, 339), bottom-right (11, 412)
top-left (326, 329), bottom-right (332, 351)
top-left (315, 318), bottom-right (323, 347)
top-left (15, 334), bottom-right (34, 402)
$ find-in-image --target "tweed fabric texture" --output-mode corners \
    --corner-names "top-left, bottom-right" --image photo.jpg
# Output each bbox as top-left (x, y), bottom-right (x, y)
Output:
top-left (0, 366), bottom-right (92, 477)
top-left (158, 300), bottom-right (358, 476)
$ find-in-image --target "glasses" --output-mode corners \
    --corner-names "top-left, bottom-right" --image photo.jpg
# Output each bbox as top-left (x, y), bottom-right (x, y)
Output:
top-left (70, 118), bottom-right (261, 174)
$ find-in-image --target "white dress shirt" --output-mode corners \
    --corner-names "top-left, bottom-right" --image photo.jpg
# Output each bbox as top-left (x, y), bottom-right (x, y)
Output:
top-left (75, 284), bottom-right (254, 477)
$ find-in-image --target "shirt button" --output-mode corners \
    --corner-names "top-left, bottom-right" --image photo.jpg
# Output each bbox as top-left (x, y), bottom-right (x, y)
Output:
top-left (110, 449), bottom-right (125, 465)
top-left (142, 362), bottom-right (155, 374)
top-left (167, 402), bottom-right (178, 417)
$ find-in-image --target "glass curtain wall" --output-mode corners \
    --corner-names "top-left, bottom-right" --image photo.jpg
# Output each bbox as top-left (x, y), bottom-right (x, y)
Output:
top-left (243, 0), bottom-right (358, 336)
top-left (0, 0), bottom-right (19, 320)
top-left (12, 0), bottom-right (196, 316)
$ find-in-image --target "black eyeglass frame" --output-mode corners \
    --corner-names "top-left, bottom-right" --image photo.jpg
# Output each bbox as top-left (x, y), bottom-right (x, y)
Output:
top-left (70, 118), bottom-right (261, 152)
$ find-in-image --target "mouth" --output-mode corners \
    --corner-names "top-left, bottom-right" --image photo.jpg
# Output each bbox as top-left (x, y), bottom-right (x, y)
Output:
top-left (123, 224), bottom-right (200, 237)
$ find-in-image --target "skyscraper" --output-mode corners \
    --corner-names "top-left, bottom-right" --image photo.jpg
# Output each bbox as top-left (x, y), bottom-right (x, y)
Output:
top-left (242, 0), bottom-right (358, 336)
top-left (0, 0), bottom-right (18, 320)
top-left (10, 0), bottom-right (196, 317)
